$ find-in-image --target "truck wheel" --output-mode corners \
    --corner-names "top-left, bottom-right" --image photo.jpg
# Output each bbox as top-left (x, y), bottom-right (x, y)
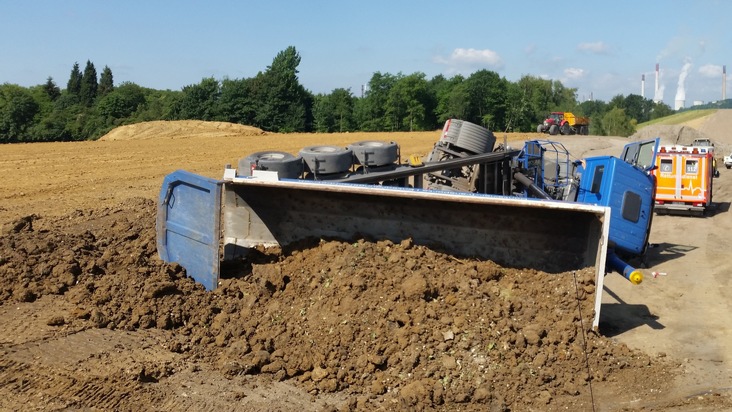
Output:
top-left (299, 145), bottom-right (354, 174)
top-left (239, 151), bottom-right (303, 179)
top-left (347, 140), bottom-right (399, 167)
top-left (549, 125), bottom-right (558, 135)
top-left (581, 126), bottom-right (589, 135)
top-left (442, 119), bottom-right (496, 154)
top-left (537, 124), bottom-right (544, 133)
top-left (726, 165), bottom-right (731, 169)
top-left (560, 123), bottom-right (571, 135)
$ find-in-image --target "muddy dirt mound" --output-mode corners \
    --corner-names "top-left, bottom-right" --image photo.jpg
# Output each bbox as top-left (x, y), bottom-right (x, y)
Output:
top-left (0, 199), bottom-right (682, 410)
top-left (99, 120), bottom-right (266, 141)
top-left (631, 124), bottom-right (711, 146)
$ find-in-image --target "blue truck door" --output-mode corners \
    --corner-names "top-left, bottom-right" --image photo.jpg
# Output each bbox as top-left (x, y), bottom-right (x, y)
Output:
top-left (156, 170), bottom-right (223, 290)
top-left (620, 138), bottom-right (659, 172)
top-left (616, 138), bottom-right (659, 256)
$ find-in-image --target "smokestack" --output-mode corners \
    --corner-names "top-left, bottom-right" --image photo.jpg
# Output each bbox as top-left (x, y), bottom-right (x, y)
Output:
top-left (724, 65), bottom-right (727, 101)
top-left (641, 74), bottom-right (645, 98)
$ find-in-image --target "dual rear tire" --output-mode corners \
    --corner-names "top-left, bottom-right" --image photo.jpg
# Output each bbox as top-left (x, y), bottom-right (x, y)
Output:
top-left (238, 151), bottom-right (303, 179)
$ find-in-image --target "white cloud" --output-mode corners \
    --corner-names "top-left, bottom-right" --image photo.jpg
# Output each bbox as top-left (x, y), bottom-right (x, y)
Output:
top-left (434, 48), bottom-right (504, 73)
top-left (698, 64), bottom-right (722, 78)
top-left (577, 41), bottom-right (609, 54)
top-left (563, 67), bottom-right (585, 80)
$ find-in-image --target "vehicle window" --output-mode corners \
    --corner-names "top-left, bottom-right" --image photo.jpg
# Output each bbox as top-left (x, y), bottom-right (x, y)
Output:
top-left (622, 139), bottom-right (657, 170)
top-left (685, 160), bottom-right (698, 174)
top-left (660, 159), bottom-right (673, 173)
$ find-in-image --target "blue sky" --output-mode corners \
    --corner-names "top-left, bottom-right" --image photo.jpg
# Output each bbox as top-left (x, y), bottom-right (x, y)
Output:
top-left (1, 1), bottom-right (730, 108)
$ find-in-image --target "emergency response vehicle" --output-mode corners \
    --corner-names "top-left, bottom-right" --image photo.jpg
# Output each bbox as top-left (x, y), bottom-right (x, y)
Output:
top-left (652, 144), bottom-right (715, 216)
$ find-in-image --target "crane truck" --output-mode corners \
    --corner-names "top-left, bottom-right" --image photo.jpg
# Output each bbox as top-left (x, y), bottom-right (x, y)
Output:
top-left (156, 119), bottom-right (658, 330)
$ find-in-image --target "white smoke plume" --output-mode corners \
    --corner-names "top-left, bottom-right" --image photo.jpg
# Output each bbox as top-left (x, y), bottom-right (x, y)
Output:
top-left (675, 58), bottom-right (693, 101)
top-left (653, 66), bottom-right (665, 102)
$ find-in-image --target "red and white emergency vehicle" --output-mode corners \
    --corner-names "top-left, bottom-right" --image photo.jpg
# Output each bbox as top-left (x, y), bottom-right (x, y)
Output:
top-left (652, 144), bottom-right (715, 216)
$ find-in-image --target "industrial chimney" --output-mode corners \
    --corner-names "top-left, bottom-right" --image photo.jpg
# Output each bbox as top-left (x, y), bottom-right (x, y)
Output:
top-left (724, 65), bottom-right (727, 101)
top-left (641, 74), bottom-right (645, 98)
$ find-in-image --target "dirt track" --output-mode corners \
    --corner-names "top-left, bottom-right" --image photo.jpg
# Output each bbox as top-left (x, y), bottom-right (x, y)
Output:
top-left (1, 115), bottom-right (732, 411)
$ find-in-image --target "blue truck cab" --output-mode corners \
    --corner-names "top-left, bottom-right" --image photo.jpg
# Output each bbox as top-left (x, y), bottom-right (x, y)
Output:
top-left (575, 139), bottom-right (658, 278)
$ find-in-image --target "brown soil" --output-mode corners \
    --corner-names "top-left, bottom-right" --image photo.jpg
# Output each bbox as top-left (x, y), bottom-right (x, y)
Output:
top-left (1, 115), bottom-right (731, 411)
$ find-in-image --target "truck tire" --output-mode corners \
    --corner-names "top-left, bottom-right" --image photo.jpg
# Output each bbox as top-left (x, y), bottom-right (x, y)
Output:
top-left (299, 145), bottom-right (354, 174)
top-left (347, 140), bottom-right (399, 167)
top-left (549, 125), bottom-right (558, 135)
top-left (239, 151), bottom-right (303, 179)
top-left (441, 119), bottom-right (495, 154)
top-left (453, 122), bottom-right (495, 154)
top-left (537, 124), bottom-right (544, 133)
top-left (560, 123), bottom-right (571, 135)
top-left (580, 125), bottom-right (589, 135)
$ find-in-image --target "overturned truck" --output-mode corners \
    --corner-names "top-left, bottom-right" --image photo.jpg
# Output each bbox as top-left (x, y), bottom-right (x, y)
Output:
top-left (157, 119), bottom-right (659, 330)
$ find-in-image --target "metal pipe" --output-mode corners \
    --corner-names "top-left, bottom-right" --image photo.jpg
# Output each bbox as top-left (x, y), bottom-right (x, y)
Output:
top-left (333, 150), bottom-right (520, 185)
top-left (606, 249), bottom-right (643, 285)
top-left (513, 172), bottom-right (553, 200)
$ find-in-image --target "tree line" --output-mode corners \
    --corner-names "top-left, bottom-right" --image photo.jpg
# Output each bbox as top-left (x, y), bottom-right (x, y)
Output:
top-left (0, 46), bottom-right (675, 143)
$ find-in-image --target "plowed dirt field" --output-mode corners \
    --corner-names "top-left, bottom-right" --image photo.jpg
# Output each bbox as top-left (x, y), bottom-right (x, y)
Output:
top-left (1, 115), bottom-right (731, 411)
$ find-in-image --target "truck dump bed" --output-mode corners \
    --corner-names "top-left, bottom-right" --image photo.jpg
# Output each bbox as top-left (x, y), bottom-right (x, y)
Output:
top-left (564, 112), bottom-right (589, 126)
top-left (157, 171), bottom-right (611, 328)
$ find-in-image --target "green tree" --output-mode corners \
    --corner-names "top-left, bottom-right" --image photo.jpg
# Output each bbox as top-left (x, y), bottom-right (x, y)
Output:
top-left (80, 60), bottom-right (98, 106)
top-left (576, 99), bottom-right (607, 134)
top-left (356, 72), bottom-right (397, 131)
top-left (134, 89), bottom-right (180, 122)
top-left (330, 88), bottom-right (355, 132)
top-left (28, 80), bottom-right (74, 142)
top-left (650, 101), bottom-right (673, 120)
top-left (217, 77), bottom-right (256, 125)
top-left (0, 84), bottom-right (40, 141)
top-left (29, 108), bottom-right (72, 141)
top-left (504, 81), bottom-right (530, 132)
top-left (97, 82), bottom-right (146, 120)
top-left (386, 72), bottom-right (431, 131)
top-left (43, 77), bottom-right (61, 101)
top-left (433, 74), bottom-right (469, 125)
top-left (171, 77), bottom-right (220, 120)
top-left (312, 88), bottom-right (355, 132)
top-left (67, 62), bottom-right (82, 96)
top-left (312, 93), bottom-right (333, 132)
top-left (252, 46), bottom-right (311, 132)
top-left (619, 94), bottom-right (646, 123)
top-left (99, 66), bottom-right (114, 97)
top-left (600, 107), bottom-right (635, 137)
top-left (548, 80), bottom-right (578, 111)
top-left (576, 99), bottom-right (607, 119)
top-left (464, 70), bottom-right (508, 130)
top-left (515, 75), bottom-right (555, 131)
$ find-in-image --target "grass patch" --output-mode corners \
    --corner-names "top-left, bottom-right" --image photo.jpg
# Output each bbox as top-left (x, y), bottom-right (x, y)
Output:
top-left (638, 109), bottom-right (717, 129)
